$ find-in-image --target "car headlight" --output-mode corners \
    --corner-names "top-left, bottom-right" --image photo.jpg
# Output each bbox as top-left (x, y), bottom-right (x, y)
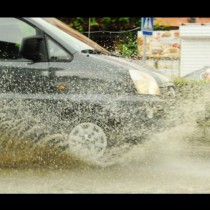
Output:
top-left (129, 69), bottom-right (160, 95)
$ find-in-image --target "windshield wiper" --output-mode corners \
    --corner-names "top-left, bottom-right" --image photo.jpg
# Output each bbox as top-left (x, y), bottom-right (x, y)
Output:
top-left (81, 49), bottom-right (112, 55)
top-left (81, 49), bottom-right (107, 55)
top-left (81, 48), bottom-right (123, 58)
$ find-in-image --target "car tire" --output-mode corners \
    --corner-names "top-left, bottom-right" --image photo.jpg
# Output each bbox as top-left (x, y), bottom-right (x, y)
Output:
top-left (68, 121), bottom-right (108, 159)
top-left (64, 119), bottom-right (132, 165)
top-left (58, 106), bottom-right (131, 163)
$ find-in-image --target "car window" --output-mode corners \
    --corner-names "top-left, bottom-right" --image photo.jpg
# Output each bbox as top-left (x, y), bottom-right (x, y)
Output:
top-left (46, 36), bottom-right (72, 62)
top-left (31, 18), bottom-right (93, 53)
top-left (0, 18), bottom-right (36, 60)
top-left (43, 18), bottom-right (108, 53)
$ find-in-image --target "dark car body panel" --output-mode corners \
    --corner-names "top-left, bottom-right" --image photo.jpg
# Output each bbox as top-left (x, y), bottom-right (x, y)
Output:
top-left (0, 17), bottom-right (168, 145)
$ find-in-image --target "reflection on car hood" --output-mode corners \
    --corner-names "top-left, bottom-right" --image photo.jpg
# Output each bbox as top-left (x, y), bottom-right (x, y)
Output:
top-left (93, 54), bottom-right (174, 88)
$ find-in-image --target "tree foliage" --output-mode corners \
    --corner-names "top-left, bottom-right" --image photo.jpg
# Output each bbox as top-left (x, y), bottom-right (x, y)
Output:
top-left (57, 17), bottom-right (173, 57)
top-left (58, 17), bottom-right (142, 33)
top-left (58, 17), bottom-right (174, 32)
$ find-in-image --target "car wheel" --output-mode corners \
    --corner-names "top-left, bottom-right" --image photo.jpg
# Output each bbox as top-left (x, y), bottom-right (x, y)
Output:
top-left (59, 104), bottom-right (135, 163)
top-left (68, 122), bottom-right (108, 159)
top-left (56, 113), bottom-right (131, 164)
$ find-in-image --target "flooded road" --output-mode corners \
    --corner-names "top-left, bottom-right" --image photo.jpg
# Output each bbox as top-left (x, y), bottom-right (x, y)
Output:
top-left (1, 149), bottom-right (210, 193)
top-left (0, 86), bottom-right (210, 193)
top-left (0, 122), bottom-right (210, 193)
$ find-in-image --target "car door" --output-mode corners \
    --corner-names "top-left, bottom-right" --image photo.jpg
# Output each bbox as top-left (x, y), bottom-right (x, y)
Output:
top-left (0, 18), bottom-right (49, 94)
top-left (45, 35), bottom-right (84, 94)
top-left (45, 35), bottom-right (122, 95)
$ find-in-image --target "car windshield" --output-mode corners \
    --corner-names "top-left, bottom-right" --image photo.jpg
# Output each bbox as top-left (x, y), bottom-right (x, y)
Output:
top-left (43, 18), bottom-right (108, 54)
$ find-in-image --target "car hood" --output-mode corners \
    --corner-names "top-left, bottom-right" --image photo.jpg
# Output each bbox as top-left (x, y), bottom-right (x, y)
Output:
top-left (92, 54), bottom-right (174, 88)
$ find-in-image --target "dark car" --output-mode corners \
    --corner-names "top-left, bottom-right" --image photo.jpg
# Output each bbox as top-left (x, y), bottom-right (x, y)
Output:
top-left (44, 18), bottom-right (176, 98)
top-left (0, 18), bottom-right (174, 162)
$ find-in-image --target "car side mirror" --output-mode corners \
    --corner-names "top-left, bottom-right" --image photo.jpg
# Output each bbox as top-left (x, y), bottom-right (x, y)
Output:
top-left (20, 36), bottom-right (44, 62)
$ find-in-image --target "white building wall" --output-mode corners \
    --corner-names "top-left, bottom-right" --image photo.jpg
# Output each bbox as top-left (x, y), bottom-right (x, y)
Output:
top-left (180, 24), bottom-right (210, 38)
top-left (180, 38), bottom-right (210, 76)
top-left (180, 24), bottom-right (210, 76)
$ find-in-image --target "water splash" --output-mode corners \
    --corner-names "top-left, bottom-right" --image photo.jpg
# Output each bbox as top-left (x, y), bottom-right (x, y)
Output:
top-left (114, 84), bottom-right (210, 169)
top-left (0, 83), bottom-right (210, 169)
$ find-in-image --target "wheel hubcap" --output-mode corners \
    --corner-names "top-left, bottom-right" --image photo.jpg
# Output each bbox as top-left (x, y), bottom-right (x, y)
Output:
top-left (69, 123), bottom-right (107, 158)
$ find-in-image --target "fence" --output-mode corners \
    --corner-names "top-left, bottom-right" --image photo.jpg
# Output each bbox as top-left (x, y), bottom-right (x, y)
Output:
top-left (138, 56), bottom-right (180, 79)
